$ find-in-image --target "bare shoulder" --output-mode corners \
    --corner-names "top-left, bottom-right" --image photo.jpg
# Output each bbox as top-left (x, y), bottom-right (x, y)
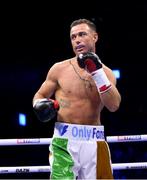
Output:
top-left (55, 58), bottom-right (74, 68)
top-left (102, 64), bottom-right (113, 73)
top-left (46, 57), bottom-right (74, 79)
top-left (102, 64), bottom-right (116, 85)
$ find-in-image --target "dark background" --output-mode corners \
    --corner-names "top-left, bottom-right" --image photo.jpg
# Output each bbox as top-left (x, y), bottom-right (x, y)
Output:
top-left (0, 0), bottom-right (147, 179)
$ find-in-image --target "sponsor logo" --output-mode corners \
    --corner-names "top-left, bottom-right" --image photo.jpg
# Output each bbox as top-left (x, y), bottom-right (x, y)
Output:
top-left (118, 135), bottom-right (141, 141)
top-left (72, 126), bottom-right (104, 140)
top-left (59, 125), bottom-right (68, 136)
top-left (17, 139), bottom-right (40, 144)
top-left (16, 168), bottom-right (30, 173)
top-left (57, 124), bottom-right (104, 140)
top-left (126, 165), bottom-right (147, 169)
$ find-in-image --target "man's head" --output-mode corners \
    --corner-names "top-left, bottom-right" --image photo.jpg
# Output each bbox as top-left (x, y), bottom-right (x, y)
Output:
top-left (70, 19), bottom-right (98, 56)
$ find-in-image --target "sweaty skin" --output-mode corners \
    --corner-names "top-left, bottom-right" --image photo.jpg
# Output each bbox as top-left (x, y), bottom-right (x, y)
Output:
top-left (33, 23), bottom-right (121, 125)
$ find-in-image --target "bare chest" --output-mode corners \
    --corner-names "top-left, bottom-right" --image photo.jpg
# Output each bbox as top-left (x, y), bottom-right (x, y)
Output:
top-left (58, 63), bottom-right (99, 99)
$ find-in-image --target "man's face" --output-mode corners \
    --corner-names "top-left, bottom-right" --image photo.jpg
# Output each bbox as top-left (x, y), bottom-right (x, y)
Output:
top-left (70, 23), bottom-right (98, 56)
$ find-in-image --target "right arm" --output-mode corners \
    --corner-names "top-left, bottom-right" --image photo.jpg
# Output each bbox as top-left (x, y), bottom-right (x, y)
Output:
top-left (32, 63), bottom-right (60, 122)
top-left (33, 63), bottom-right (59, 104)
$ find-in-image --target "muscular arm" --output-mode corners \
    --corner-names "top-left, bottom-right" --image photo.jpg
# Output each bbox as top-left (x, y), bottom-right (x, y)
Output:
top-left (77, 52), bottom-right (121, 112)
top-left (99, 65), bottom-right (121, 112)
top-left (33, 63), bottom-right (59, 104)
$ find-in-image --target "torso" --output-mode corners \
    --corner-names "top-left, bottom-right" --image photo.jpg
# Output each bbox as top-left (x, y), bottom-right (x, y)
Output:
top-left (54, 57), bottom-right (103, 125)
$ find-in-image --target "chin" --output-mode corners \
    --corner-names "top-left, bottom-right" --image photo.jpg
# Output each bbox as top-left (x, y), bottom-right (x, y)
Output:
top-left (77, 50), bottom-right (87, 55)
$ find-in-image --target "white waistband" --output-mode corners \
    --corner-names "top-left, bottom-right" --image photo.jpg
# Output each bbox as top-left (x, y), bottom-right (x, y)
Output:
top-left (53, 122), bottom-right (105, 141)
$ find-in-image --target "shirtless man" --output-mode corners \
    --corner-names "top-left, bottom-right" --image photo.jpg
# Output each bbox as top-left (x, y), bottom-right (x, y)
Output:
top-left (33, 18), bottom-right (121, 179)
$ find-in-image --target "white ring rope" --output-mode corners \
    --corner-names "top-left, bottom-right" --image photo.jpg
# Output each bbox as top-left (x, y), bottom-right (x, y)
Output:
top-left (0, 162), bottom-right (147, 174)
top-left (106, 134), bottom-right (147, 143)
top-left (0, 138), bottom-right (52, 146)
top-left (112, 162), bottom-right (147, 170)
top-left (0, 134), bottom-right (147, 146)
top-left (0, 135), bottom-right (146, 174)
top-left (0, 166), bottom-right (50, 174)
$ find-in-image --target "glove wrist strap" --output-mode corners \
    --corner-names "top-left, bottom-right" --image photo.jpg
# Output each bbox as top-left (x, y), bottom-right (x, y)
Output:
top-left (33, 98), bottom-right (48, 107)
top-left (91, 68), bottom-right (112, 93)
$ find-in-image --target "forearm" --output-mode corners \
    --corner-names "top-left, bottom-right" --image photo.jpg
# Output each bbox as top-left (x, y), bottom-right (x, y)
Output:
top-left (33, 87), bottom-right (54, 104)
top-left (33, 92), bottom-right (46, 104)
top-left (33, 91), bottom-right (46, 99)
top-left (99, 84), bottom-right (121, 112)
top-left (76, 52), bottom-right (122, 112)
top-left (33, 79), bottom-right (57, 104)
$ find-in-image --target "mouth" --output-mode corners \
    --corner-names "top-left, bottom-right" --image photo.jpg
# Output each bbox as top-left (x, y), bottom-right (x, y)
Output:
top-left (75, 45), bottom-right (85, 52)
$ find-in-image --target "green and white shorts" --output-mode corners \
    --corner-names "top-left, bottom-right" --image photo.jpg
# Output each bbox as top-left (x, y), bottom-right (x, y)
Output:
top-left (49, 122), bottom-right (113, 180)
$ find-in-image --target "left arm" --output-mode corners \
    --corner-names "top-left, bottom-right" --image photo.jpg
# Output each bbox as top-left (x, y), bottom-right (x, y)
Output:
top-left (99, 65), bottom-right (121, 112)
top-left (77, 52), bottom-right (121, 112)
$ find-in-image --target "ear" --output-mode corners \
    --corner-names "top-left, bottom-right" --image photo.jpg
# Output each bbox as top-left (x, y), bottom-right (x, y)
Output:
top-left (93, 32), bottom-right (98, 43)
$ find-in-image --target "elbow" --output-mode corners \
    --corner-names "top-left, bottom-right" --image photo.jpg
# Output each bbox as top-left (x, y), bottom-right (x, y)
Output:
top-left (108, 103), bottom-right (120, 112)
top-left (109, 94), bottom-right (121, 112)
top-left (102, 92), bottom-right (121, 112)
top-left (107, 98), bottom-right (121, 112)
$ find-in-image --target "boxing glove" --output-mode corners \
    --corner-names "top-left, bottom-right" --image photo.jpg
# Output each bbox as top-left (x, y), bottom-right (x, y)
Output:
top-left (33, 98), bottom-right (59, 122)
top-left (77, 52), bottom-right (112, 93)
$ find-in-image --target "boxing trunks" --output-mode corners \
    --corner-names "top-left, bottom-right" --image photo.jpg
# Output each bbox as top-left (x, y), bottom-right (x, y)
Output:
top-left (49, 122), bottom-right (113, 179)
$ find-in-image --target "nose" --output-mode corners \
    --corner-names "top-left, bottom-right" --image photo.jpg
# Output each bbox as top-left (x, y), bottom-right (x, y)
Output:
top-left (75, 36), bottom-right (81, 44)
top-left (76, 40), bottom-right (80, 45)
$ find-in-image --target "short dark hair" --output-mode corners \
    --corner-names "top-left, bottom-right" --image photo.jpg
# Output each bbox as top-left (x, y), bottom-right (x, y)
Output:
top-left (70, 18), bottom-right (97, 32)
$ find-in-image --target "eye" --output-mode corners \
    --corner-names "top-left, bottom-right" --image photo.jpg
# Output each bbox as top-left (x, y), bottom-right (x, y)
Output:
top-left (71, 34), bottom-right (76, 40)
top-left (79, 32), bottom-right (87, 37)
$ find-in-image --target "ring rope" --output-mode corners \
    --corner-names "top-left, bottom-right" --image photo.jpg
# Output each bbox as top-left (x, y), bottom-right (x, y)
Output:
top-left (0, 135), bottom-right (146, 173)
top-left (0, 138), bottom-right (51, 146)
top-left (0, 135), bottom-right (147, 146)
top-left (106, 134), bottom-right (147, 143)
top-left (0, 166), bottom-right (50, 174)
top-left (0, 162), bottom-right (147, 174)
